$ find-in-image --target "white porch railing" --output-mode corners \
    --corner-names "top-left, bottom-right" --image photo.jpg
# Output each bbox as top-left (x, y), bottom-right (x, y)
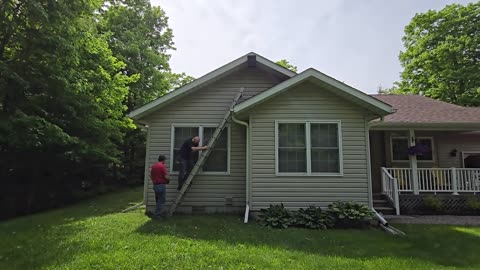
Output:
top-left (381, 167), bottom-right (400, 215)
top-left (383, 167), bottom-right (480, 194)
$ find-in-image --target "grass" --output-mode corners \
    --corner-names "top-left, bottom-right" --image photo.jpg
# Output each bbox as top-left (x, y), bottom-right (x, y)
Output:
top-left (1, 189), bottom-right (480, 270)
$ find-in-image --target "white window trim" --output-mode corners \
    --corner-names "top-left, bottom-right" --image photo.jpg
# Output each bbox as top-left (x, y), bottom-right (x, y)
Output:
top-left (170, 123), bottom-right (231, 175)
top-left (275, 120), bottom-right (343, 177)
top-left (462, 151), bottom-right (480, 168)
top-left (390, 136), bottom-right (435, 162)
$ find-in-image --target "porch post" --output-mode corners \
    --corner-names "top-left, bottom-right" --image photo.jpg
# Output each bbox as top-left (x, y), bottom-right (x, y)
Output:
top-left (451, 167), bottom-right (459, 195)
top-left (409, 129), bottom-right (420, 195)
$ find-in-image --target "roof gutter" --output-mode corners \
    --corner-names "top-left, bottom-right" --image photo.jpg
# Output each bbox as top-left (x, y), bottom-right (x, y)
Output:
top-left (231, 112), bottom-right (250, 223)
top-left (369, 122), bottom-right (480, 130)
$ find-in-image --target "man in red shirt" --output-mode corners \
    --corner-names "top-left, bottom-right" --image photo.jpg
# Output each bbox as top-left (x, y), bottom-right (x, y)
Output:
top-left (150, 155), bottom-right (169, 219)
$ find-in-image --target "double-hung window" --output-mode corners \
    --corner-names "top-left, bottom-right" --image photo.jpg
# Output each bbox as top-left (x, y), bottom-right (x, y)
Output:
top-left (276, 121), bottom-right (342, 175)
top-left (171, 125), bottom-right (229, 174)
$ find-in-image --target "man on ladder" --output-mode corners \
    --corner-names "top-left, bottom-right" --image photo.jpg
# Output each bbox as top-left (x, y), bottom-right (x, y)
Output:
top-left (177, 136), bottom-right (209, 190)
top-left (169, 88), bottom-right (243, 216)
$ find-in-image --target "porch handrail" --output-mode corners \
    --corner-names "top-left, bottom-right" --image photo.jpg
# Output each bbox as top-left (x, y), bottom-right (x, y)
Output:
top-left (383, 167), bottom-right (480, 194)
top-left (381, 167), bottom-right (400, 215)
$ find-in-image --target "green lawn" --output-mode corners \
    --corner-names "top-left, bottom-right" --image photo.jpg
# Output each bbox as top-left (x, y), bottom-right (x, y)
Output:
top-left (1, 188), bottom-right (480, 270)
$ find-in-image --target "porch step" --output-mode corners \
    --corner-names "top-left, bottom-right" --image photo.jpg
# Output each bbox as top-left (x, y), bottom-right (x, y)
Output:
top-left (373, 199), bottom-right (391, 208)
top-left (373, 193), bottom-right (387, 200)
top-left (374, 206), bottom-right (396, 215)
top-left (373, 193), bottom-right (396, 215)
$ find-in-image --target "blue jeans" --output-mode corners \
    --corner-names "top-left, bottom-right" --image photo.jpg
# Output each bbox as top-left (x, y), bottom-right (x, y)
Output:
top-left (178, 158), bottom-right (194, 189)
top-left (153, 184), bottom-right (166, 217)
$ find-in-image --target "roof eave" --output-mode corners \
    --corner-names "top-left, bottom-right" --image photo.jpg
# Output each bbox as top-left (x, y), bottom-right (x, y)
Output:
top-left (370, 122), bottom-right (480, 130)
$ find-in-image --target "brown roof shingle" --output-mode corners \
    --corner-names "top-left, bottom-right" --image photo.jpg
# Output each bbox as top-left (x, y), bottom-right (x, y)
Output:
top-left (371, 94), bottom-right (480, 123)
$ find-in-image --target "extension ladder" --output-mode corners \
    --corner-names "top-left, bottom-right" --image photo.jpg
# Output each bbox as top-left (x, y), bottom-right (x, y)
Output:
top-left (168, 88), bottom-right (244, 216)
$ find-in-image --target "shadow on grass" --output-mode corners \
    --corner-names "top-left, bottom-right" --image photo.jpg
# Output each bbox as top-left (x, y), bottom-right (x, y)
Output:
top-left (0, 187), bottom-right (142, 270)
top-left (136, 214), bottom-right (480, 268)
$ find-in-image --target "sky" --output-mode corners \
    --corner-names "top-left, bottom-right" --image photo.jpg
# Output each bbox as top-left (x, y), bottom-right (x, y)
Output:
top-left (152, 0), bottom-right (473, 94)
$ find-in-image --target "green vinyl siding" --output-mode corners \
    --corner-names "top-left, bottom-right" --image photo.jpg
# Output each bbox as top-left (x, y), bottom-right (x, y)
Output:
top-left (249, 81), bottom-right (371, 210)
top-left (142, 66), bottom-right (284, 213)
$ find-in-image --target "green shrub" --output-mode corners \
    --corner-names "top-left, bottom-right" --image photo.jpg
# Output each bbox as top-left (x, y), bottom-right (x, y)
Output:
top-left (465, 196), bottom-right (480, 211)
top-left (422, 195), bottom-right (443, 212)
top-left (257, 204), bottom-right (293, 229)
top-left (327, 201), bottom-right (373, 228)
top-left (292, 206), bottom-right (335, 230)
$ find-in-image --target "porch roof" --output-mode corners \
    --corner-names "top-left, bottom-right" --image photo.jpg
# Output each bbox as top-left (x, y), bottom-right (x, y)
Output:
top-left (370, 94), bottom-right (480, 128)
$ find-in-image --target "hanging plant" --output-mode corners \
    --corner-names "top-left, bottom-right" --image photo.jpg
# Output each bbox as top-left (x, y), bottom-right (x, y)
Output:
top-left (408, 144), bottom-right (430, 156)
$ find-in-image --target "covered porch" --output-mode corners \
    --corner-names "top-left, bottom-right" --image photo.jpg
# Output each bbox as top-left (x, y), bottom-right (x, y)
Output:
top-left (367, 94), bottom-right (480, 215)
top-left (369, 128), bottom-right (480, 215)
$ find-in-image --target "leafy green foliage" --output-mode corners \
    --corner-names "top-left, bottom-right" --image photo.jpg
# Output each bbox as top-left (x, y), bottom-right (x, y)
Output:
top-left (422, 195), bottom-right (443, 212)
top-left (0, 0), bottom-right (188, 218)
top-left (293, 206), bottom-right (335, 230)
top-left (465, 196), bottom-right (480, 211)
top-left (99, 0), bottom-right (195, 185)
top-left (327, 201), bottom-right (374, 228)
top-left (398, 2), bottom-right (480, 106)
top-left (99, 0), bottom-right (175, 110)
top-left (168, 72), bottom-right (196, 90)
top-left (259, 202), bottom-right (373, 230)
top-left (377, 84), bottom-right (401, 94)
top-left (275, 59), bottom-right (298, 73)
top-left (257, 204), bottom-right (293, 229)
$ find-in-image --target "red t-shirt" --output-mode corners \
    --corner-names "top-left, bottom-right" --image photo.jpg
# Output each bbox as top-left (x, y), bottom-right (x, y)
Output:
top-left (150, 162), bottom-right (168, 184)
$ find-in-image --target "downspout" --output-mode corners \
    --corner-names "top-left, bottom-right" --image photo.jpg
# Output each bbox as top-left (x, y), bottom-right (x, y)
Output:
top-left (365, 118), bottom-right (373, 208)
top-left (231, 112), bottom-right (250, 223)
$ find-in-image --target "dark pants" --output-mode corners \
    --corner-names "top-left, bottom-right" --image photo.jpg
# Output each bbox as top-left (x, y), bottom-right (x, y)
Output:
top-left (153, 184), bottom-right (166, 218)
top-left (178, 158), bottom-right (194, 190)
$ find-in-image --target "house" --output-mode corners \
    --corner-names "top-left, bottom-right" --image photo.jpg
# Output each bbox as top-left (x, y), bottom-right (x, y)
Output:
top-left (129, 52), bottom-right (480, 219)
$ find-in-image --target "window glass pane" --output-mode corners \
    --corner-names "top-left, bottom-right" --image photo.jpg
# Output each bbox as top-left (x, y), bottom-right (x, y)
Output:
top-left (392, 138), bottom-right (408, 161)
top-left (279, 149), bottom-right (306, 172)
top-left (278, 123), bottom-right (307, 173)
top-left (311, 149), bottom-right (339, 173)
top-left (173, 127), bottom-right (199, 171)
top-left (203, 127), bottom-right (228, 172)
top-left (279, 123), bottom-right (305, 147)
top-left (203, 150), bottom-right (228, 172)
top-left (311, 123), bottom-right (338, 147)
top-left (416, 138), bottom-right (433, 161)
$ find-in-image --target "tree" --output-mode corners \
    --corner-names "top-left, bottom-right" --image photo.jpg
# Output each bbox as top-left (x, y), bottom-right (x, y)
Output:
top-left (377, 84), bottom-right (400, 94)
top-left (168, 72), bottom-right (195, 90)
top-left (398, 2), bottom-right (480, 106)
top-left (275, 59), bottom-right (298, 73)
top-left (0, 0), bottom-right (136, 216)
top-left (99, 0), bottom-right (194, 181)
top-left (99, 0), bottom-right (175, 111)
